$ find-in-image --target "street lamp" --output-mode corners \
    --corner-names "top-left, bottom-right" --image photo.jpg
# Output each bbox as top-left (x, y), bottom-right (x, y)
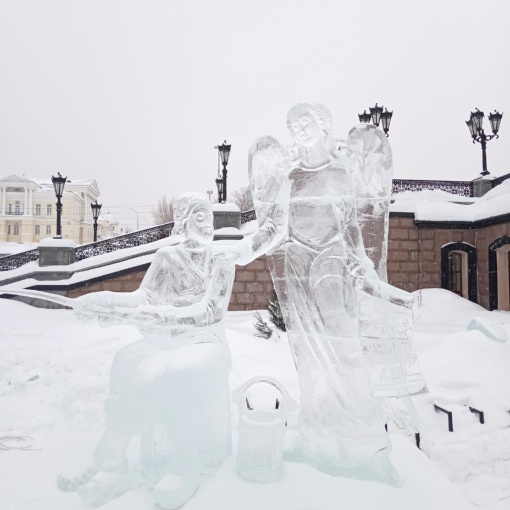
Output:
top-left (358, 103), bottom-right (393, 136)
top-left (51, 172), bottom-right (67, 237)
top-left (129, 208), bottom-right (139, 231)
top-left (466, 108), bottom-right (503, 176)
top-left (91, 200), bottom-right (102, 242)
top-left (215, 140), bottom-right (231, 203)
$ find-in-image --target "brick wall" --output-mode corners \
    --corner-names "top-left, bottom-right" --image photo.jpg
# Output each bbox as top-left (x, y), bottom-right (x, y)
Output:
top-left (229, 255), bottom-right (273, 311)
top-left (67, 270), bottom-right (147, 298)
top-left (387, 213), bottom-right (510, 309)
top-left (387, 215), bottom-right (476, 294)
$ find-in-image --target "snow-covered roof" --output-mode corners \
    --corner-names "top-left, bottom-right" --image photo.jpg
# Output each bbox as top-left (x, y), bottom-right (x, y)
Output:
top-left (0, 174), bottom-right (36, 184)
top-left (391, 180), bottom-right (510, 223)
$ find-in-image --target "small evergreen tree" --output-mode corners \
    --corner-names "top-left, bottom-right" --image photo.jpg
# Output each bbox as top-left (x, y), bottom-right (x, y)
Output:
top-left (268, 292), bottom-right (286, 332)
top-left (253, 311), bottom-right (273, 339)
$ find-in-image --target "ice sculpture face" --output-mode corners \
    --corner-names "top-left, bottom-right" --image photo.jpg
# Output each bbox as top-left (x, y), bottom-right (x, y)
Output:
top-left (56, 192), bottom-right (236, 509)
top-left (289, 111), bottom-right (324, 147)
top-left (248, 102), bottom-right (425, 485)
top-left (173, 193), bottom-right (214, 245)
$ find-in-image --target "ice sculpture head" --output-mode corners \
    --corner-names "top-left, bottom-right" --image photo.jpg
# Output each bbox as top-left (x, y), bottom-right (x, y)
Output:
top-left (286, 102), bottom-right (333, 146)
top-left (172, 192), bottom-right (214, 245)
top-left (286, 103), bottom-right (339, 167)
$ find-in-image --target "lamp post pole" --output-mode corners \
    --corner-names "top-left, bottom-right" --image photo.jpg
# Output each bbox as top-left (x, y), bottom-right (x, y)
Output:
top-left (466, 108), bottom-right (503, 176)
top-left (215, 177), bottom-right (224, 203)
top-left (215, 140), bottom-right (231, 203)
top-left (358, 103), bottom-right (393, 136)
top-left (91, 201), bottom-right (102, 242)
top-left (51, 172), bottom-right (67, 238)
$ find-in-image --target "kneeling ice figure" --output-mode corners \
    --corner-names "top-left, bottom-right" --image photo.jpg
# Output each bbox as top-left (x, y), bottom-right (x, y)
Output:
top-left (57, 192), bottom-right (279, 509)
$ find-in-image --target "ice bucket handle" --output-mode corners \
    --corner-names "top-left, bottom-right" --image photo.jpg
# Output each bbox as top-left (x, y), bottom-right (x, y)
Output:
top-left (232, 376), bottom-right (298, 413)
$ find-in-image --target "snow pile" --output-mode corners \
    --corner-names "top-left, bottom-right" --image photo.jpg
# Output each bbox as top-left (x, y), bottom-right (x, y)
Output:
top-left (1, 289), bottom-right (510, 508)
top-left (467, 316), bottom-right (507, 343)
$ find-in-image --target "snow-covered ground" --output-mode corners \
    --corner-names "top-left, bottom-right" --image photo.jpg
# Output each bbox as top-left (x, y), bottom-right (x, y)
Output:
top-left (1, 289), bottom-right (510, 509)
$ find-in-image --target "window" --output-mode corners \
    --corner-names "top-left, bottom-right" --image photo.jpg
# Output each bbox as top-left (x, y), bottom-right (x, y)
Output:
top-left (46, 225), bottom-right (51, 235)
top-left (441, 242), bottom-right (477, 303)
top-left (47, 204), bottom-right (52, 215)
top-left (13, 223), bottom-right (19, 235)
top-left (35, 204), bottom-right (41, 215)
top-left (8, 204), bottom-right (12, 213)
top-left (449, 252), bottom-right (463, 296)
top-left (7, 225), bottom-right (11, 235)
top-left (15, 201), bottom-right (20, 215)
top-left (35, 225), bottom-right (40, 235)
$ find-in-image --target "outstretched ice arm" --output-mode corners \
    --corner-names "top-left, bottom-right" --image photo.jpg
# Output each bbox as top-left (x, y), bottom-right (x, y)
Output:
top-left (77, 249), bottom-right (235, 333)
top-left (236, 178), bottom-right (291, 266)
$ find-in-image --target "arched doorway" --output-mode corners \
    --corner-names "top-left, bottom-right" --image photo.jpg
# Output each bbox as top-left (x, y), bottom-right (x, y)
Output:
top-left (489, 236), bottom-right (510, 311)
top-left (441, 242), bottom-right (478, 302)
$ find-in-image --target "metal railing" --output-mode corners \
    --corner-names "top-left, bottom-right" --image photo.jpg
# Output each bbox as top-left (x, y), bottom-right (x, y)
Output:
top-left (0, 249), bottom-right (39, 271)
top-left (241, 209), bottom-right (256, 224)
top-left (392, 179), bottom-right (474, 197)
top-left (75, 222), bottom-right (174, 261)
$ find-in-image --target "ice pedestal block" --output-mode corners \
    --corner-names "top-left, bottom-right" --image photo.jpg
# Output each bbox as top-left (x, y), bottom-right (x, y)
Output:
top-left (248, 102), bottom-right (427, 483)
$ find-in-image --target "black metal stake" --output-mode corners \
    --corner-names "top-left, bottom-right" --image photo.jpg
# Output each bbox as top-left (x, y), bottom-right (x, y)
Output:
top-left (469, 407), bottom-right (485, 424)
top-left (434, 404), bottom-right (454, 432)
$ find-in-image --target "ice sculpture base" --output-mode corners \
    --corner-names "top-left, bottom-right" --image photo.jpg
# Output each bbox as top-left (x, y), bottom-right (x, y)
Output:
top-left (7, 432), bottom-right (472, 510)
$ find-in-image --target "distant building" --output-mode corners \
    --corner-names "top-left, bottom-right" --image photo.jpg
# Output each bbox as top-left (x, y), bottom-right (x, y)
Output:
top-left (97, 212), bottom-right (120, 239)
top-left (0, 174), bottom-right (102, 244)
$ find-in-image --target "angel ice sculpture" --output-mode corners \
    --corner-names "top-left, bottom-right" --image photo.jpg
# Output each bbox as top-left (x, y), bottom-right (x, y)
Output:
top-left (248, 102), bottom-right (426, 484)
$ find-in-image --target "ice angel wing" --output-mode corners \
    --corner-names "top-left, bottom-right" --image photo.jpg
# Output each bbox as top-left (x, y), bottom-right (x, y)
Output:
top-left (248, 136), bottom-right (288, 227)
top-left (347, 124), bottom-right (393, 282)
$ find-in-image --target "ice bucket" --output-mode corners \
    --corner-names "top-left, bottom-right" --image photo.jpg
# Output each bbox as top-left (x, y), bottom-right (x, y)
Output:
top-left (233, 376), bottom-right (296, 483)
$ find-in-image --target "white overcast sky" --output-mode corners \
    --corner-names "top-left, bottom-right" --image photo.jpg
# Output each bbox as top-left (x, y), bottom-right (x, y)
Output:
top-left (0, 0), bottom-right (509, 228)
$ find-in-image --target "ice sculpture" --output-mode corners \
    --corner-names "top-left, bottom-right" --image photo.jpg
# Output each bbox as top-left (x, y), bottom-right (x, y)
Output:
top-left (248, 102), bottom-right (424, 484)
top-left (49, 192), bottom-right (281, 509)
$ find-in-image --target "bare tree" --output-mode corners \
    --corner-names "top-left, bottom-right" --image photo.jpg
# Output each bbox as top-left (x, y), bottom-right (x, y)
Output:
top-left (230, 185), bottom-right (254, 212)
top-left (152, 194), bottom-right (174, 225)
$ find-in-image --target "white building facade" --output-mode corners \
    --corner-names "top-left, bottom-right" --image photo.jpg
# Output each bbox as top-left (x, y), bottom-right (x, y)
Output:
top-left (0, 175), bottom-right (103, 244)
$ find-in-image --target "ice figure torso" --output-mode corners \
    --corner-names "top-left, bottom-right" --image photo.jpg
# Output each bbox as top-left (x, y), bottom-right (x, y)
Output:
top-left (288, 165), bottom-right (354, 249)
top-left (141, 244), bottom-right (231, 347)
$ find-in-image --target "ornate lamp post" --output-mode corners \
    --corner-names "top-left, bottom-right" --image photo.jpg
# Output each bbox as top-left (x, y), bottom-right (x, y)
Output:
top-left (51, 172), bottom-right (67, 237)
top-left (215, 140), bottom-right (231, 203)
top-left (466, 108), bottom-right (503, 176)
top-left (358, 103), bottom-right (393, 136)
top-left (91, 200), bottom-right (102, 242)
